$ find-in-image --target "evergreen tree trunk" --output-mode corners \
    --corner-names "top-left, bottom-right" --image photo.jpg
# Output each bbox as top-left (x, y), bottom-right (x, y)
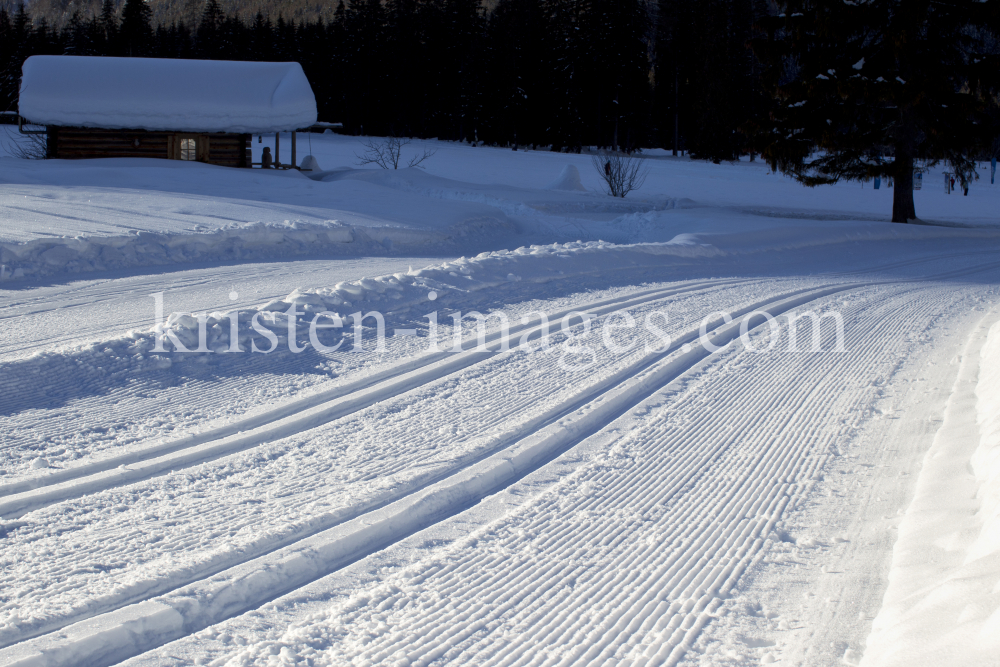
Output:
top-left (892, 108), bottom-right (917, 223)
top-left (891, 153), bottom-right (915, 223)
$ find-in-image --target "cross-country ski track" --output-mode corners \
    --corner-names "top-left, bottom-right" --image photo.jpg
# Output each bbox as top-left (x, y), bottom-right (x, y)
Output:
top-left (2, 246), bottom-right (998, 667)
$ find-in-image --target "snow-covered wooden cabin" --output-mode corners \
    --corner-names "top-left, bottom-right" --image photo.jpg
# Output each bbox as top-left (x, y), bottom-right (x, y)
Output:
top-left (18, 56), bottom-right (317, 168)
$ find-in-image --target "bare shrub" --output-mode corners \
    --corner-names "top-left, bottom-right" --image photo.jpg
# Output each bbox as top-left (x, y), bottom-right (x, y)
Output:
top-left (355, 136), bottom-right (436, 170)
top-left (592, 150), bottom-right (649, 198)
top-left (1, 123), bottom-right (48, 160)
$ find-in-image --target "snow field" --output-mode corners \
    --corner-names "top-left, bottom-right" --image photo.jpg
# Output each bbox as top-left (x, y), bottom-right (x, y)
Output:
top-left (271, 134), bottom-right (1000, 224)
top-left (0, 275), bottom-right (748, 514)
top-left (674, 287), bottom-right (994, 667)
top-left (2, 135), bottom-right (1000, 666)
top-left (196, 280), bottom-right (988, 667)
top-left (6, 238), bottom-right (994, 503)
top-left (0, 241), bottom-right (740, 485)
top-left (0, 161), bottom-right (518, 279)
top-left (0, 257), bottom-right (426, 361)
top-left (3, 131), bottom-right (1000, 283)
top-left (5, 249), bottom-right (999, 666)
top-left (2, 233), bottom-right (994, 487)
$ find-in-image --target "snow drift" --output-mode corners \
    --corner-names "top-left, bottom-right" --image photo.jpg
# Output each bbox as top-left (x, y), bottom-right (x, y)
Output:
top-left (18, 56), bottom-right (317, 133)
top-left (972, 321), bottom-right (1000, 563)
top-left (861, 315), bottom-right (1000, 666)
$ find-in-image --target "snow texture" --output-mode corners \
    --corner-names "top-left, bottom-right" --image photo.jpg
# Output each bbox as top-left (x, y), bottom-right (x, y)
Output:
top-left (1, 135), bottom-right (1000, 667)
top-left (18, 56), bottom-right (317, 133)
top-left (861, 316), bottom-right (1000, 666)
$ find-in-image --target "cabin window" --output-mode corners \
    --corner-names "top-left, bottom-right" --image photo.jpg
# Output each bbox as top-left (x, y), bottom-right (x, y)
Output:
top-left (180, 138), bottom-right (197, 161)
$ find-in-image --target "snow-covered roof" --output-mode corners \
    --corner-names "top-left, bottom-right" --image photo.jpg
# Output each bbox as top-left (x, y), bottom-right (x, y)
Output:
top-left (18, 56), bottom-right (317, 134)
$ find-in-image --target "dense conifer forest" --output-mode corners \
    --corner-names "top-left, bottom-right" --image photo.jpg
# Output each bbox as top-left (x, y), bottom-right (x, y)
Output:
top-left (2, 0), bottom-right (997, 181)
top-left (0, 0), bottom-right (773, 159)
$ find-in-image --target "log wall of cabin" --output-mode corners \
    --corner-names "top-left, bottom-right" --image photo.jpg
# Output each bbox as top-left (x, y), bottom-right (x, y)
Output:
top-left (47, 128), bottom-right (251, 168)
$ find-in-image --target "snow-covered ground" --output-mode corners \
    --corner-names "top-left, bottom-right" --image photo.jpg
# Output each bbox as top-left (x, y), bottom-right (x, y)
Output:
top-left (1, 133), bottom-right (999, 667)
top-left (2, 130), bottom-right (998, 280)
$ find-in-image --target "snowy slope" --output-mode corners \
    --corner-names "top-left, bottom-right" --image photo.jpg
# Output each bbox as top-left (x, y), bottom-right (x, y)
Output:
top-left (1, 243), bottom-right (998, 667)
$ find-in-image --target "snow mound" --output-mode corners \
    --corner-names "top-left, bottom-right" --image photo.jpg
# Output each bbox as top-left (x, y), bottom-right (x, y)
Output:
top-left (299, 155), bottom-right (321, 172)
top-left (19, 56), bottom-right (317, 133)
top-left (972, 321), bottom-right (1000, 561)
top-left (0, 221), bottom-right (415, 281)
top-left (0, 240), bottom-right (720, 383)
top-left (861, 316), bottom-right (1000, 667)
top-left (544, 164), bottom-right (587, 191)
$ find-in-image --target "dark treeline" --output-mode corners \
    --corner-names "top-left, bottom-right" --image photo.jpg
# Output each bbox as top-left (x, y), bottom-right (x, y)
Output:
top-left (0, 0), bottom-right (772, 159)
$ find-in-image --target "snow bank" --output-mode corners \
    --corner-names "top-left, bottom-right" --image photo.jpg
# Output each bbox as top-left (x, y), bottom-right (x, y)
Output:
top-left (19, 56), bottom-right (317, 133)
top-left (971, 322), bottom-right (1000, 562)
top-left (544, 164), bottom-right (588, 191)
top-left (0, 240), bottom-right (716, 394)
top-left (148, 239), bottom-right (717, 353)
top-left (0, 158), bottom-right (527, 279)
top-left (0, 220), bottom-right (433, 281)
top-left (3, 134), bottom-right (999, 282)
top-left (860, 316), bottom-right (1000, 666)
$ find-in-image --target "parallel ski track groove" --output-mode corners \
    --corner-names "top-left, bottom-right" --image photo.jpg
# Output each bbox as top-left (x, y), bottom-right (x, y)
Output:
top-left (0, 245), bottom-right (983, 456)
top-left (327, 283), bottom-right (955, 667)
top-left (4, 257), bottom-right (998, 667)
top-left (1, 277), bottom-right (769, 650)
top-left (0, 277), bottom-right (869, 665)
top-left (0, 277), bottom-right (747, 500)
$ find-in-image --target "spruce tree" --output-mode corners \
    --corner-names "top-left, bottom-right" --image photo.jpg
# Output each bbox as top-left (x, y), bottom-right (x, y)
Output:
top-left (543, 0), bottom-right (592, 152)
top-left (120, 0), bottom-right (153, 57)
top-left (63, 12), bottom-right (94, 55)
top-left (4, 4), bottom-right (31, 112)
top-left (0, 6), bottom-right (16, 113)
top-left (481, 0), bottom-right (546, 147)
top-left (196, 0), bottom-right (225, 57)
top-left (440, 0), bottom-right (482, 141)
top-left (30, 18), bottom-right (60, 56)
top-left (585, 0), bottom-right (650, 150)
top-left (653, 0), bottom-right (693, 154)
top-left (251, 12), bottom-right (275, 61)
top-left (99, 0), bottom-right (119, 55)
top-left (343, 0), bottom-right (389, 134)
top-left (384, 0), bottom-right (425, 135)
top-left (656, 0), bottom-right (768, 162)
top-left (758, 0), bottom-right (1000, 222)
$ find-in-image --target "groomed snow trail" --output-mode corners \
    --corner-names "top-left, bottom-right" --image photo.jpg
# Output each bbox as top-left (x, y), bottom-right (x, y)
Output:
top-left (0, 277), bottom-right (746, 511)
top-left (0, 232), bottom-right (998, 667)
top-left (130, 268), bottom-right (999, 667)
top-left (2, 249), bottom-right (998, 667)
top-left (4, 277), bottom-right (793, 655)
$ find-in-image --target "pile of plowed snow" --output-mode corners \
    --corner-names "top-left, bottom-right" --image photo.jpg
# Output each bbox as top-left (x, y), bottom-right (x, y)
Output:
top-left (862, 316), bottom-right (1000, 666)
